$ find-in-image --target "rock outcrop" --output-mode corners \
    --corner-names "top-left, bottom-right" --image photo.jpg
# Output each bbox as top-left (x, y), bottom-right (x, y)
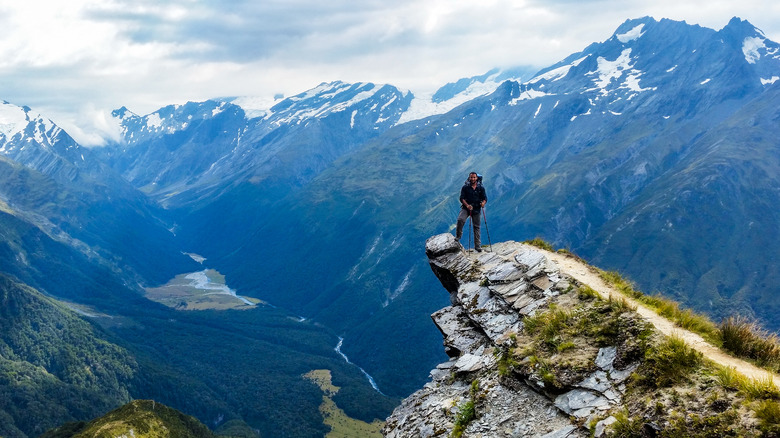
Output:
top-left (384, 234), bottom-right (778, 438)
top-left (383, 234), bottom-right (645, 438)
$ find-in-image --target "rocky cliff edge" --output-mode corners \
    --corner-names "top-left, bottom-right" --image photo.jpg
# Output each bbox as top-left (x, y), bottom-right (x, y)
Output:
top-left (382, 234), bottom-right (769, 438)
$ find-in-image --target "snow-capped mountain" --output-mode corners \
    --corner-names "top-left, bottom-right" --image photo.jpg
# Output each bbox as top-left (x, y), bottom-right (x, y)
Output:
top-left (0, 101), bottom-right (86, 180)
top-left (3, 15), bottom-right (780, 438)
top-left (517, 17), bottom-right (780, 116)
top-left (99, 80), bottom-right (414, 204)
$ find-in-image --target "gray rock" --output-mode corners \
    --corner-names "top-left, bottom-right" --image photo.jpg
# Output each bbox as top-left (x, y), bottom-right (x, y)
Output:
top-left (594, 416), bottom-right (617, 437)
top-left (540, 425), bottom-right (578, 438)
top-left (514, 246), bottom-right (547, 271)
top-left (487, 261), bottom-right (526, 283)
top-left (554, 389), bottom-right (611, 417)
top-left (425, 233), bottom-right (461, 258)
top-left (432, 306), bottom-right (488, 357)
top-left (454, 353), bottom-right (485, 372)
top-left (595, 347), bottom-right (617, 370)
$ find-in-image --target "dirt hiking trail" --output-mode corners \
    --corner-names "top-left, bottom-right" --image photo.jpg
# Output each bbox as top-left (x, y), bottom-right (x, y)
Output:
top-left (536, 249), bottom-right (780, 388)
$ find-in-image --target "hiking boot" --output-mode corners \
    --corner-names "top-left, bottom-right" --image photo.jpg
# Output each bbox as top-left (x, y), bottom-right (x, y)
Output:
top-left (475, 247), bottom-right (482, 252)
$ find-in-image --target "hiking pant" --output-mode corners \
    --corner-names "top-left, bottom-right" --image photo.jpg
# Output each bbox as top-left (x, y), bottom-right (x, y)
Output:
top-left (455, 208), bottom-right (481, 249)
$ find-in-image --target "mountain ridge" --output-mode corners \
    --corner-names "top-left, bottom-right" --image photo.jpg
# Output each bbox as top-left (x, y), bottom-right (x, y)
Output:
top-left (2, 14), bottom-right (780, 437)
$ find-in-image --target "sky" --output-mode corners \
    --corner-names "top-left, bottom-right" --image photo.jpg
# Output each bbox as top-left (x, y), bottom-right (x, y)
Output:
top-left (1, 0), bottom-right (779, 145)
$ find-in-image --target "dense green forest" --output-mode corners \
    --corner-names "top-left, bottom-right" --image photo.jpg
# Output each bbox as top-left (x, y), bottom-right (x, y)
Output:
top-left (0, 274), bottom-right (136, 437)
top-left (0, 273), bottom-right (398, 438)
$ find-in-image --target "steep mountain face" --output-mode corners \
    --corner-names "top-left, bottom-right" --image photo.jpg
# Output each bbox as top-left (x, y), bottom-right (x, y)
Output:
top-left (0, 102), bottom-right (199, 292)
top-left (98, 81), bottom-right (413, 206)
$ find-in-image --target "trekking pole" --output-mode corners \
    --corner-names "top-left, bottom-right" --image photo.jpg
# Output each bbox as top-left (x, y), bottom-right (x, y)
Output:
top-left (467, 214), bottom-right (472, 252)
top-left (482, 207), bottom-right (493, 252)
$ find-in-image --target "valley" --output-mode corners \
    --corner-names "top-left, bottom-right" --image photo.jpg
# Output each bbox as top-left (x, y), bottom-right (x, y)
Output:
top-left (144, 268), bottom-right (259, 310)
top-left (1, 14), bottom-right (780, 438)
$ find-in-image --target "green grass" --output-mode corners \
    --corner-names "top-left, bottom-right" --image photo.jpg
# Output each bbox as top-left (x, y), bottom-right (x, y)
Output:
top-left (755, 399), bottom-right (780, 434)
top-left (523, 305), bottom-right (573, 351)
top-left (720, 316), bottom-right (780, 373)
top-left (523, 237), bottom-right (554, 252)
top-left (640, 334), bottom-right (702, 388)
top-left (598, 270), bottom-right (721, 345)
top-left (450, 380), bottom-right (480, 438)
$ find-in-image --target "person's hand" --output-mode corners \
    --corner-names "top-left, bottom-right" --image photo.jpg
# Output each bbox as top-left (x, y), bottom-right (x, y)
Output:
top-left (467, 205), bottom-right (473, 210)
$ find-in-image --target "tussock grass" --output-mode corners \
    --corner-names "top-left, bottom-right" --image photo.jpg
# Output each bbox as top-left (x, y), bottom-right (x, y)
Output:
top-left (598, 270), bottom-right (720, 345)
top-left (523, 237), bottom-right (553, 252)
top-left (608, 294), bottom-right (635, 313)
top-left (577, 285), bottom-right (600, 300)
top-left (720, 316), bottom-right (780, 373)
top-left (715, 366), bottom-right (743, 391)
top-left (641, 334), bottom-right (702, 387)
top-left (755, 399), bottom-right (780, 433)
top-left (523, 305), bottom-right (573, 351)
top-left (716, 366), bottom-right (780, 400)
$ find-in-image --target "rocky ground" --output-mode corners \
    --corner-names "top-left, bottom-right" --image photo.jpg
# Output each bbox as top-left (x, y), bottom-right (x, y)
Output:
top-left (382, 234), bottom-right (780, 438)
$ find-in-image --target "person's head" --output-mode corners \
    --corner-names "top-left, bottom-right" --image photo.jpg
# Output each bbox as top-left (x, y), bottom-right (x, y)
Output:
top-left (468, 172), bottom-right (478, 182)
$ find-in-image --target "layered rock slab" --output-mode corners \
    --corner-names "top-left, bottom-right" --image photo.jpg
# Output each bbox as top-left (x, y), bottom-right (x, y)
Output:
top-left (383, 235), bottom-right (638, 437)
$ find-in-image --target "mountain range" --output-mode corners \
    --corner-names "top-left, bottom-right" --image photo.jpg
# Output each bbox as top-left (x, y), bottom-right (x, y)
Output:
top-left (1, 15), bottom-right (779, 437)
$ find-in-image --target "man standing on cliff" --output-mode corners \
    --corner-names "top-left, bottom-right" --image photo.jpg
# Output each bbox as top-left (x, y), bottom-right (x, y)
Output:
top-left (455, 172), bottom-right (487, 252)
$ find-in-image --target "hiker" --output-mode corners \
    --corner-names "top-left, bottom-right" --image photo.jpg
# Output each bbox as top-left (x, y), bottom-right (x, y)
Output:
top-left (455, 171), bottom-right (487, 252)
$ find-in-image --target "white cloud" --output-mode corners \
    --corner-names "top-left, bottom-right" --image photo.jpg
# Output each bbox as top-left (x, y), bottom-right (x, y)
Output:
top-left (1, 0), bottom-right (779, 145)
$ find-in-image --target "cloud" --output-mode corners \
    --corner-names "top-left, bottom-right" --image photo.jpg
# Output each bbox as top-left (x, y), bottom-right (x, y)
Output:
top-left (1, 0), bottom-right (779, 145)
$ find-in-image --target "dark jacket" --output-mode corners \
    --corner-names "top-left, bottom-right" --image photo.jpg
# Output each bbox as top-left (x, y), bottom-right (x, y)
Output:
top-left (460, 184), bottom-right (487, 212)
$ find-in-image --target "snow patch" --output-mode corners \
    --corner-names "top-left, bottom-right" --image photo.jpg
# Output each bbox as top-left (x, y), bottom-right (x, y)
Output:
top-left (509, 89), bottom-right (550, 105)
top-left (231, 95), bottom-right (278, 119)
top-left (761, 76), bottom-right (780, 85)
top-left (594, 49), bottom-right (633, 89)
top-left (146, 113), bottom-right (163, 129)
top-left (700, 78), bottom-right (711, 85)
top-left (616, 23), bottom-right (645, 43)
top-left (397, 78), bottom-right (505, 125)
top-left (0, 102), bottom-right (30, 138)
top-left (529, 56), bottom-right (588, 84)
top-left (743, 37), bottom-right (766, 64)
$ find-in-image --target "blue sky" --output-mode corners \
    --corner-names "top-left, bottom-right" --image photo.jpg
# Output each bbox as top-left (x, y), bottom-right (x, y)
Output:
top-left (1, 0), bottom-right (779, 145)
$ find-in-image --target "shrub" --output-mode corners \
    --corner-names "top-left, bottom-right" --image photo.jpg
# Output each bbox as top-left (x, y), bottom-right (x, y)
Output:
top-left (450, 400), bottom-right (475, 438)
top-left (451, 380), bottom-right (480, 438)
